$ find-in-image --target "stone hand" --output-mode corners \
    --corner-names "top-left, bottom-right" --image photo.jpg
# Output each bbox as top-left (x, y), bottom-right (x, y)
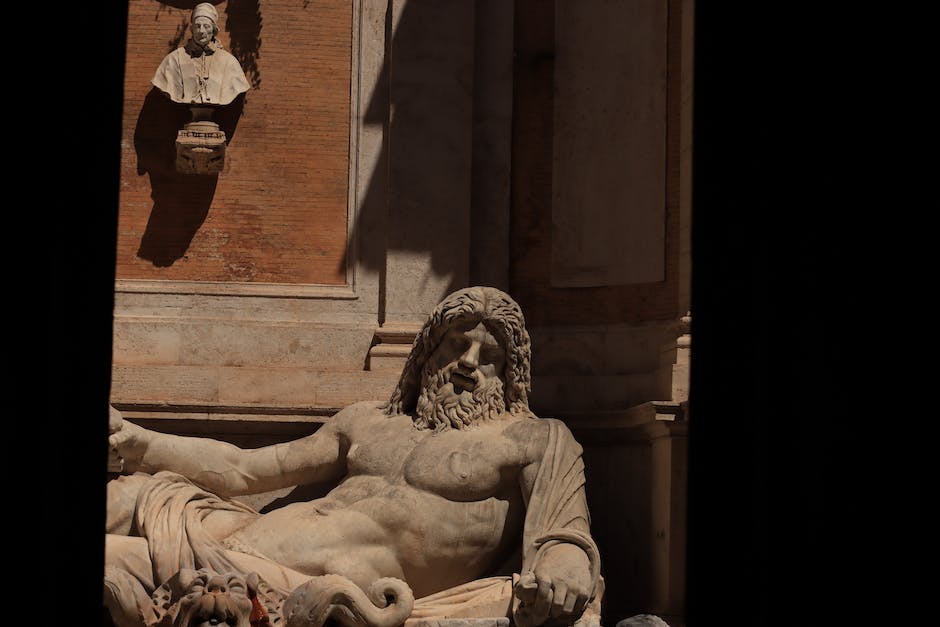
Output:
top-left (108, 410), bottom-right (152, 473)
top-left (109, 405), bottom-right (123, 435)
top-left (514, 543), bottom-right (593, 626)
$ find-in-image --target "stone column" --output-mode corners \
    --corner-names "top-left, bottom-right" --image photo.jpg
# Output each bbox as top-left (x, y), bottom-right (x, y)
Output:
top-left (645, 412), bottom-right (688, 624)
top-left (384, 0), bottom-right (477, 321)
top-left (469, 0), bottom-right (514, 292)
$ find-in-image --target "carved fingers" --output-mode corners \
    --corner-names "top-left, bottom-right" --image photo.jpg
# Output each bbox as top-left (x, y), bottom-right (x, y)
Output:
top-left (553, 579), bottom-right (590, 619)
top-left (515, 569), bottom-right (591, 626)
top-left (108, 433), bottom-right (125, 473)
top-left (107, 405), bottom-right (126, 472)
top-left (514, 571), bottom-right (541, 625)
top-left (108, 418), bottom-right (150, 473)
top-left (109, 405), bottom-right (124, 434)
top-left (514, 543), bottom-right (595, 627)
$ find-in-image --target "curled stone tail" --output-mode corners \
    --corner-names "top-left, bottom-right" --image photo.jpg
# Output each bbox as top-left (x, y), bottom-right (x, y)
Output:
top-left (283, 575), bottom-right (415, 627)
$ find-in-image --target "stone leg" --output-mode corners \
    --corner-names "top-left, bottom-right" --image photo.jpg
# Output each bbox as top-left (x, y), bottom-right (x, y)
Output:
top-left (107, 473), bottom-right (260, 540)
top-left (103, 533), bottom-right (314, 625)
top-left (218, 547), bottom-right (314, 592)
top-left (106, 535), bottom-right (156, 592)
top-left (107, 474), bottom-right (152, 535)
top-left (103, 563), bottom-right (155, 627)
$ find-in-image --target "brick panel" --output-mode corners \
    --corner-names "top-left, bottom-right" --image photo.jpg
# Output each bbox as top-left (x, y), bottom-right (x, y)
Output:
top-left (116, 0), bottom-right (352, 284)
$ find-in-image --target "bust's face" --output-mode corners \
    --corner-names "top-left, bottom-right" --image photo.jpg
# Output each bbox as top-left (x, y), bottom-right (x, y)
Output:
top-left (191, 16), bottom-right (215, 48)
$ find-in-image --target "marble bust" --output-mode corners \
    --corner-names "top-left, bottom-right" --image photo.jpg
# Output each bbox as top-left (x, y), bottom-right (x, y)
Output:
top-left (105, 287), bottom-right (603, 627)
top-left (149, 2), bottom-right (249, 174)
top-left (151, 2), bottom-right (249, 106)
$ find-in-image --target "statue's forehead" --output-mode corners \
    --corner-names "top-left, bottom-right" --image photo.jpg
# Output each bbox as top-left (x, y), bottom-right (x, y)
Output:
top-left (442, 319), bottom-right (503, 347)
top-left (449, 316), bottom-right (485, 332)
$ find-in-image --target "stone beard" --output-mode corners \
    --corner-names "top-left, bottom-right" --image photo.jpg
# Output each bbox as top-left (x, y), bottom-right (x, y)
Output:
top-left (415, 359), bottom-right (506, 431)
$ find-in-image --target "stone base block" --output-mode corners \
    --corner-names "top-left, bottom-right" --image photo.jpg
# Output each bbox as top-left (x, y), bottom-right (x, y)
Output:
top-left (407, 619), bottom-right (510, 627)
top-left (176, 124), bottom-right (226, 174)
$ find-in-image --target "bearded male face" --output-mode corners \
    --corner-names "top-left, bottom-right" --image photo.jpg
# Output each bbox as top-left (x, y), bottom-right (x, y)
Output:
top-left (415, 321), bottom-right (508, 431)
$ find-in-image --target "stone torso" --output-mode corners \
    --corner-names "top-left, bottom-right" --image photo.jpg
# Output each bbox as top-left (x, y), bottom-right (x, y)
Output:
top-left (226, 407), bottom-right (547, 597)
top-left (350, 413), bottom-right (524, 500)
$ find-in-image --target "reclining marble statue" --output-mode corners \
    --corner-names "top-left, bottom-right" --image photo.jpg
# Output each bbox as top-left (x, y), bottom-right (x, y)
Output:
top-left (105, 286), bottom-right (603, 627)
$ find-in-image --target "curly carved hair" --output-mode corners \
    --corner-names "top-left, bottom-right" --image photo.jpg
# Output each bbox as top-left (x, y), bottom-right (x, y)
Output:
top-left (384, 286), bottom-right (532, 417)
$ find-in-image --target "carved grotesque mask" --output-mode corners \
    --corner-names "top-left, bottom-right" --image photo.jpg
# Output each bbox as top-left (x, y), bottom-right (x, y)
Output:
top-left (149, 569), bottom-right (254, 627)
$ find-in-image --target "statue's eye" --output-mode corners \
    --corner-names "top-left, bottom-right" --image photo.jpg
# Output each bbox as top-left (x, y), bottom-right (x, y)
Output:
top-left (480, 347), bottom-right (504, 364)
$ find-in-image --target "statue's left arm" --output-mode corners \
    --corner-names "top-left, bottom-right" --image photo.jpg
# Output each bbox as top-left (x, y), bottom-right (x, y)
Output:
top-left (513, 419), bottom-right (601, 626)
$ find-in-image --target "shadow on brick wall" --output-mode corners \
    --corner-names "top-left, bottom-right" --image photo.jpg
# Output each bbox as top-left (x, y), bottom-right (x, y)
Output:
top-left (133, 87), bottom-right (244, 267)
top-left (128, 2), bottom-right (257, 267)
top-left (225, 0), bottom-right (262, 92)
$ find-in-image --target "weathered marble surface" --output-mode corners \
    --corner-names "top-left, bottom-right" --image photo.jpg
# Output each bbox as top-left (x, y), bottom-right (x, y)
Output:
top-left (551, 0), bottom-right (667, 287)
top-left (614, 615), bottom-right (670, 627)
top-left (106, 287), bottom-right (602, 627)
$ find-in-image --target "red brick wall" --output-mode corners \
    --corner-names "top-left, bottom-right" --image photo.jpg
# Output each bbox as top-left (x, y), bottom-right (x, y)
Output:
top-left (116, 0), bottom-right (352, 284)
top-left (510, 0), bottom-right (685, 325)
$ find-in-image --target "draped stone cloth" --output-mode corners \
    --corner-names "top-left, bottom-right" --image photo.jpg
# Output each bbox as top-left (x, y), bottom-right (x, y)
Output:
top-left (512, 419), bottom-right (602, 627)
top-left (135, 471), bottom-right (261, 587)
top-left (131, 419), bottom-right (601, 624)
top-left (151, 44), bottom-right (249, 105)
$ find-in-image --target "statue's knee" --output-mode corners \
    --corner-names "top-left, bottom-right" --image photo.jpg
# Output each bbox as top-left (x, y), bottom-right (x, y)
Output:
top-left (104, 565), bottom-right (154, 627)
top-left (106, 473), bottom-right (151, 535)
top-left (106, 535), bottom-right (155, 591)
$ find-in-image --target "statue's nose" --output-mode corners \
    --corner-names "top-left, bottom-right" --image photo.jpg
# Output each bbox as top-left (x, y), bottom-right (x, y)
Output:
top-left (459, 341), bottom-right (481, 369)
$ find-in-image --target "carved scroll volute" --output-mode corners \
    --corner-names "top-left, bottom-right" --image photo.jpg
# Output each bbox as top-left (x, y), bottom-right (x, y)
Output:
top-left (283, 575), bottom-right (415, 627)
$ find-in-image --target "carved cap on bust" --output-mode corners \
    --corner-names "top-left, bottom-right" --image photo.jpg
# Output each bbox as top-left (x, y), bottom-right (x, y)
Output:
top-left (192, 2), bottom-right (219, 26)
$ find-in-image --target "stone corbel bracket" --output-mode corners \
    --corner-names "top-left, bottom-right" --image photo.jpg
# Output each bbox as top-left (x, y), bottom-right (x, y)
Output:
top-left (367, 323), bottom-right (422, 371)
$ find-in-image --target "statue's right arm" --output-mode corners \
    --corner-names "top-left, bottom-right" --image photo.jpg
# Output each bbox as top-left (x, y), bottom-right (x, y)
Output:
top-left (109, 406), bottom-right (355, 498)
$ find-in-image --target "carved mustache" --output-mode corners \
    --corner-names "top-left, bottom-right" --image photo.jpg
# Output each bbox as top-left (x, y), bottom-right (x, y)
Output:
top-left (448, 367), bottom-right (478, 390)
